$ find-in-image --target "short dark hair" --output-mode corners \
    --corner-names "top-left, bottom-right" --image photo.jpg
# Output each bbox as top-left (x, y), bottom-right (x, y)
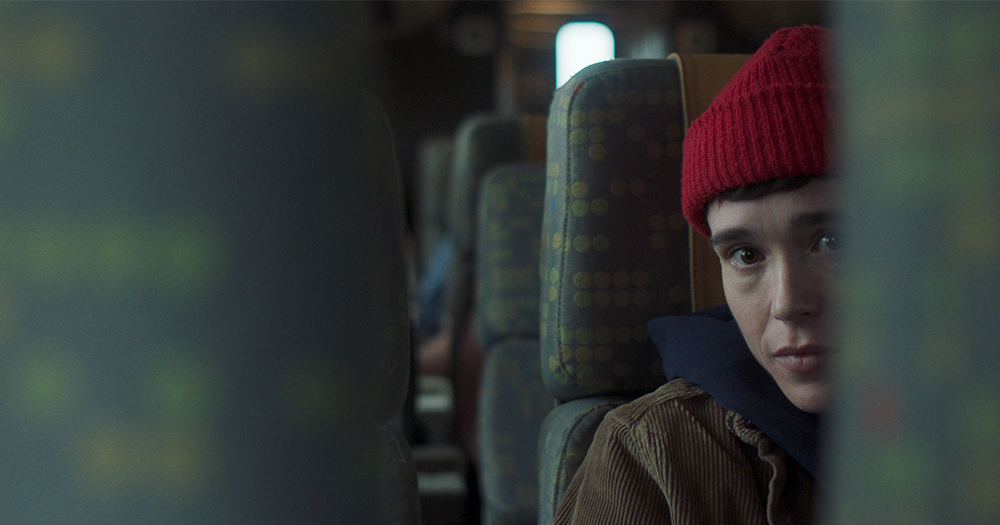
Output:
top-left (714, 173), bottom-right (821, 203)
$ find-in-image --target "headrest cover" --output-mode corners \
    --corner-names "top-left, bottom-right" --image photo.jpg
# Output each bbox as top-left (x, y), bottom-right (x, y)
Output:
top-left (681, 25), bottom-right (833, 238)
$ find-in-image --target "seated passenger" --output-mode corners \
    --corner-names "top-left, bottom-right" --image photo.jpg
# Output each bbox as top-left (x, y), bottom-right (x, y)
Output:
top-left (554, 25), bottom-right (834, 524)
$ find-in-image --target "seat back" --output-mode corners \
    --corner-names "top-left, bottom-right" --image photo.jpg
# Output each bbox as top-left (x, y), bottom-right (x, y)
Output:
top-left (824, 5), bottom-right (1000, 521)
top-left (537, 59), bottom-right (691, 524)
top-left (536, 54), bottom-right (752, 524)
top-left (475, 163), bottom-right (547, 349)
top-left (0, 61), bottom-right (418, 525)
top-left (540, 58), bottom-right (691, 402)
top-left (449, 114), bottom-right (548, 263)
top-left (440, 113), bottom-right (547, 346)
top-left (354, 94), bottom-right (421, 525)
top-left (441, 113), bottom-right (548, 459)
top-left (671, 53), bottom-right (752, 310)
top-left (474, 162), bottom-right (552, 525)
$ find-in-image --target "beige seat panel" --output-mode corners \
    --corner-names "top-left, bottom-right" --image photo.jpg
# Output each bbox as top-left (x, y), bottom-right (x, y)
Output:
top-left (670, 53), bottom-right (751, 311)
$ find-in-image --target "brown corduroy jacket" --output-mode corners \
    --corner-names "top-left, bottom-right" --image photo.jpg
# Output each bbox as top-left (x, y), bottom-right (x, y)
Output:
top-left (554, 379), bottom-right (815, 525)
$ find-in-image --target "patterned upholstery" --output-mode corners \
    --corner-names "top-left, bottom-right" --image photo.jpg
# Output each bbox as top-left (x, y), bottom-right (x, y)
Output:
top-left (540, 59), bottom-right (690, 401)
top-left (442, 113), bottom-right (547, 464)
top-left (446, 113), bottom-right (549, 319)
top-left (476, 163), bottom-right (546, 348)
top-left (537, 397), bottom-right (631, 525)
top-left (537, 59), bottom-right (691, 524)
top-left (826, 3), bottom-right (1000, 523)
top-left (478, 339), bottom-right (551, 525)
top-left (0, 6), bottom-right (417, 518)
top-left (475, 163), bottom-right (552, 525)
top-left (449, 115), bottom-right (529, 259)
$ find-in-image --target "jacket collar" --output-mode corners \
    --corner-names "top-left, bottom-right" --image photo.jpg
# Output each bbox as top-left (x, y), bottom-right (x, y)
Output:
top-left (647, 306), bottom-right (821, 478)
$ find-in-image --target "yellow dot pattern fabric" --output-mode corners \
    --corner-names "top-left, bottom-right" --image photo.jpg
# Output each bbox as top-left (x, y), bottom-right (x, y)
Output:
top-left (475, 164), bottom-right (546, 348)
top-left (448, 114), bottom-right (526, 257)
top-left (474, 165), bottom-right (549, 525)
top-left (541, 60), bottom-right (691, 401)
top-left (478, 341), bottom-right (551, 525)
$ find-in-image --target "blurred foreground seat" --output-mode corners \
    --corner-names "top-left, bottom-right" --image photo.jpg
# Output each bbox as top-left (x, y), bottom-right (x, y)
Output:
top-left (0, 85), bottom-right (419, 524)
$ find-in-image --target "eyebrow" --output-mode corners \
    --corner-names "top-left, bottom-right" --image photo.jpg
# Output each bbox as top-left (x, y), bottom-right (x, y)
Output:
top-left (710, 210), bottom-right (836, 248)
top-left (794, 211), bottom-right (835, 228)
top-left (710, 227), bottom-right (754, 248)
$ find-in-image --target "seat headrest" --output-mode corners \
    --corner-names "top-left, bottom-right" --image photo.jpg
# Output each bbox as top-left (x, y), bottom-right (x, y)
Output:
top-left (475, 163), bottom-right (546, 349)
top-left (540, 59), bottom-right (691, 402)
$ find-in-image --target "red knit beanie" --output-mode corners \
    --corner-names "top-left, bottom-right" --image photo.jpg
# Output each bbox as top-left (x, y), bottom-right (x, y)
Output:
top-left (681, 25), bottom-right (833, 238)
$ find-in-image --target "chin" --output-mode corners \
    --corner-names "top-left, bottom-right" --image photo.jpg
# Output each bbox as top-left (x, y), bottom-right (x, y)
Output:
top-left (783, 382), bottom-right (830, 414)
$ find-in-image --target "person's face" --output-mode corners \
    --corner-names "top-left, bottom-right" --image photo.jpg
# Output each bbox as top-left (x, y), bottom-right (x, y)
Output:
top-left (706, 178), bottom-right (837, 414)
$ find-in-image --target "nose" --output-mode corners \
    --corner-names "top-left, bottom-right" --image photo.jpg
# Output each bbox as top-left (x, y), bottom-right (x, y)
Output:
top-left (771, 256), bottom-right (824, 322)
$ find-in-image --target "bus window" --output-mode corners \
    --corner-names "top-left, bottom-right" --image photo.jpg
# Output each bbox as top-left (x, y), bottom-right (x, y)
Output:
top-left (555, 22), bottom-right (614, 88)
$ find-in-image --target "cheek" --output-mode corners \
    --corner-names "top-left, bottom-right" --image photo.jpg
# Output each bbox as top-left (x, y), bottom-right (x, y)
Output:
top-left (729, 302), bottom-right (766, 353)
top-left (722, 275), bottom-right (768, 352)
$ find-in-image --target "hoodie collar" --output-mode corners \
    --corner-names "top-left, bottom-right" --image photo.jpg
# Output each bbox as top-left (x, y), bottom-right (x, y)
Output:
top-left (647, 305), bottom-right (820, 478)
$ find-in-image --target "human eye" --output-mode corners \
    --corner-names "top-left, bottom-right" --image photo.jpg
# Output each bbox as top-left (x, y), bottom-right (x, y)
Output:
top-left (815, 231), bottom-right (841, 254)
top-left (726, 246), bottom-right (764, 269)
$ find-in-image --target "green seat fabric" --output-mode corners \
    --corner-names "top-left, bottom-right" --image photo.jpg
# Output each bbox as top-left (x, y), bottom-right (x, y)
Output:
top-left (537, 58), bottom-right (690, 524)
top-left (476, 163), bottom-right (546, 349)
top-left (0, 5), bottom-right (416, 520)
top-left (450, 114), bottom-right (527, 264)
top-left (478, 340), bottom-right (551, 525)
top-left (446, 114), bottom-right (546, 332)
top-left (540, 59), bottom-right (690, 403)
top-left (444, 114), bottom-right (528, 343)
top-left (442, 114), bottom-right (543, 464)
top-left (826, 3), bottom-right (1000, 523)
top-left (537, 397), bottom-right (631, 525)
top-left (474, 163), bottom-right (551, 525)
top-left (443, 113), bottom-right (526, 385)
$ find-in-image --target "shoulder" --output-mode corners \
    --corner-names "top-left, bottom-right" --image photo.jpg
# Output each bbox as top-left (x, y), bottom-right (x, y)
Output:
top-left (555, 380), bottom-right (772, 524)
top-left (604, 378), bottom-right (722, 427)
top-left (599, 379), bottom-right (739, 452)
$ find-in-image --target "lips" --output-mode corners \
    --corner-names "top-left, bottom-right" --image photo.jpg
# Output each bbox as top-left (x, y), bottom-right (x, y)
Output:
top-left (773, 344), bottom-right (828, 374)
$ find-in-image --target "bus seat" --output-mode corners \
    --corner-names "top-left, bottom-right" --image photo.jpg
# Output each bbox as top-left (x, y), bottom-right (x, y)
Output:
top-left (338, 92), bottom-right (421, 525)
top-left (474, 162), bottom-right (552, 525)
top-left (414, 112), bottom-right (546, 524)
top-left (537, 59), bottom-right (692, 524)
top-left (412, 114), bottom-right (542, 351)
top-left (436, 112), bottom-right (547, 457)
top-left (474, 163), bottom-right (547, 350)
top-left (0, 75), bottom-right (419, 521)
top-left (535, 53), bottom-right (751, 524)
top-left (449, 113), bottom-right (547, 262)
top-left (361, 94), bottom-right (421, 525)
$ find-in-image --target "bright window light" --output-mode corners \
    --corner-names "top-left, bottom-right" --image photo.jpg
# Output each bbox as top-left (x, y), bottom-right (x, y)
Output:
top-left (556, 22), bottom-right (615, 89)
